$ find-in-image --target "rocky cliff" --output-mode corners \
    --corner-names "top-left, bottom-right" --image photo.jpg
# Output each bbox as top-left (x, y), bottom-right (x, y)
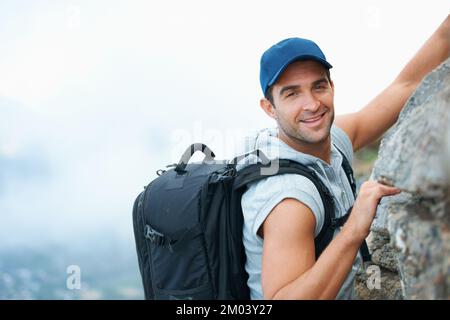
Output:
top-left (356, 57), bottom-right (450, 299)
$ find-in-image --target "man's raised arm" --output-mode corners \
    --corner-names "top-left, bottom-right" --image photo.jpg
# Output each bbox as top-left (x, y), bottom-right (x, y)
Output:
top-left (336, 15), bottom-right (450, 152)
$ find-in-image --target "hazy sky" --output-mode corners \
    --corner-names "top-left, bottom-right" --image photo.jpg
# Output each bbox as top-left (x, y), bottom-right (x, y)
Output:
top-left (0, 0), bottom-right (449, 246)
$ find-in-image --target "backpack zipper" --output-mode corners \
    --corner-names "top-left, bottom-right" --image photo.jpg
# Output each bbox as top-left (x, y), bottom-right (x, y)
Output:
top-left (139, 187), bottom-right (159, 298)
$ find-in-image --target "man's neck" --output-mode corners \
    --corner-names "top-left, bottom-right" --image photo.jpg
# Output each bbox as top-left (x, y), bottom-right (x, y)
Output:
top-left (277, 129), bottom-right (332, 165)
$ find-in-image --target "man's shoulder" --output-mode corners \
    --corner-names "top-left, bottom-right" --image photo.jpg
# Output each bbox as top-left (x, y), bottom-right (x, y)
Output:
top-left (241, 170), bottom-right (326, 239)
top-left (242, 173), bottom-right (322, 204)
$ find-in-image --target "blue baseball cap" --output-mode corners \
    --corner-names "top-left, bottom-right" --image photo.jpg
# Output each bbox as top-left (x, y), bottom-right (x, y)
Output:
top-left (260, 37), bottom-right (332, 96)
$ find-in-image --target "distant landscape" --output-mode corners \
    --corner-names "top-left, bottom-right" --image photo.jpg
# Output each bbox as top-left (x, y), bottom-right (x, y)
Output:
top-left (0, 235), bottom-right (144, 300)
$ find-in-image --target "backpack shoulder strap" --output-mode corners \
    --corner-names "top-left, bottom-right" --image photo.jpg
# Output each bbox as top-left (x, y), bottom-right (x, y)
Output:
top-left (334, 145), bottom-right (357, 198)
top-left (334, 145), bottom-right (372, 262)
top-left (234, 159), bottom-right (336, 259)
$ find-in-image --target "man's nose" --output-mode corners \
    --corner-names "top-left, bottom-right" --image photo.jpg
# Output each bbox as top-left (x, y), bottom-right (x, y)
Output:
top-left (302, 92), bottom-right (321, 112)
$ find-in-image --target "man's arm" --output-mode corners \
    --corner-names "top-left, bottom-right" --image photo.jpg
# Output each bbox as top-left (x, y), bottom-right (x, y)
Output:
top-left (261, 182), bottom-right (401, 300)
top-left (336, 15), bottom-right (450, 152)
top-left (261, 199), bottom-right (361, 299)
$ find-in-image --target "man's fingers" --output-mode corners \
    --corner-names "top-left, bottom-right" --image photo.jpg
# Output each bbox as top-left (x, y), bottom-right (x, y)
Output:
top-left (377, 184), bottom-right (401, 196)
top-left (360, 181), bottom-right (402, 199)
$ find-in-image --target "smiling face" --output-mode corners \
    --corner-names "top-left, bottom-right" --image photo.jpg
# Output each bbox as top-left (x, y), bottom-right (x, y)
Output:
top-left (261, 60), bottom-right (335, 147)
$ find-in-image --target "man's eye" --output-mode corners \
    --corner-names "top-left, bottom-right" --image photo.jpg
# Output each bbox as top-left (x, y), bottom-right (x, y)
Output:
top-left (286, 92), bottom-right (297, 97)
top-left (315, 85), bottom-right (327, 90)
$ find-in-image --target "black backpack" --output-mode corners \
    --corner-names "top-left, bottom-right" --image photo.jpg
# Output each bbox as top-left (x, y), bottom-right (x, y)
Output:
top-left (132, 143), bottom-right (370, 300)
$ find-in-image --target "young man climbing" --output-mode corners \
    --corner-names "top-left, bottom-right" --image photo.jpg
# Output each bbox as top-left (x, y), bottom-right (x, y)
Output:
top-left (239, 15), bottom-right (450, 299)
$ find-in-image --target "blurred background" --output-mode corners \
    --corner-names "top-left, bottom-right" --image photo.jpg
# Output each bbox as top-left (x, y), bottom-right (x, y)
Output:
top-left (0, 0), bottom-right (448, 299)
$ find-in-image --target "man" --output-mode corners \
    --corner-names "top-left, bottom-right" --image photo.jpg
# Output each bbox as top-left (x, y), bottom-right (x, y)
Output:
top-left (239, 15), bottom-right (450, 299)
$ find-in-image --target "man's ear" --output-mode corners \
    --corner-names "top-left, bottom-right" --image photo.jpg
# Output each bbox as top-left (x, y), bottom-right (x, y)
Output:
top-left (260, 98), bottom-right (277, 120)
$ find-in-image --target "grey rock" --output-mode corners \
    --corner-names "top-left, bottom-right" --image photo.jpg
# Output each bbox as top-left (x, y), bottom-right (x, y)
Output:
top-left (373, 94), bottom-right (450, 197)
top-left (369, 232), bottom-right (398, 272)
top-left (355, 265), bottom-right (403, 300)
top-left (367, 57), bottom-right (450, 299)
top-left (371, 192), bottom-right (413, 234)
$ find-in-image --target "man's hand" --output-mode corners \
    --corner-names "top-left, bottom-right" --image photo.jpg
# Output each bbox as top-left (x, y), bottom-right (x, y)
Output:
top-left (336, 14), bottom-right (450, 152)
top-left (344, 181), bottom-right (401, 241)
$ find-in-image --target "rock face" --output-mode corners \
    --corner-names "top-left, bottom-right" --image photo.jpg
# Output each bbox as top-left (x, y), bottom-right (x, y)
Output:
top-left (355, 57), bottom-right (450, 299)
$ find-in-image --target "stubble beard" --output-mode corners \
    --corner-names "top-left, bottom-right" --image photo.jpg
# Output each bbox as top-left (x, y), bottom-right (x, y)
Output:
top-left (279, 109), bottom-right (335, 146)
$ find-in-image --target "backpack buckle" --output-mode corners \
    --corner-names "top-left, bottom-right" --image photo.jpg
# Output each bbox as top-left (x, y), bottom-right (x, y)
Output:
top-left (332, 217), bottom-right (343, 229)
top-left (145, 225), bottom-right (165, 245)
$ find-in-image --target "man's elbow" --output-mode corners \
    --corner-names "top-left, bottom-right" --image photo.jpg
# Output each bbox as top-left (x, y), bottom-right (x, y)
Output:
top-left (264, 281), bottom-right (320, 300)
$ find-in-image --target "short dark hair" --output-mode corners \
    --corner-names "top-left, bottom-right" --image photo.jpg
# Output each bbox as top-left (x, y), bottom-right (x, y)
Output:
top-left (265, 68), bottom-right (331, 107)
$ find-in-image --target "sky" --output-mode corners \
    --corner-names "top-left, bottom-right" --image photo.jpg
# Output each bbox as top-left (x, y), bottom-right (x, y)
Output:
top-left (0, 0), bottom-right (449, 247)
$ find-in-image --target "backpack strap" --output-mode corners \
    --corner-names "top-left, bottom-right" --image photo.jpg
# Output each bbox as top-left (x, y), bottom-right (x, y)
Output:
top-left (334, 146), bottom-right (371, 262)
top-left (330, 205), bottom-right (371, 262)
top-left (234, 159), bottom-right (336, 259)
top-left (335, 147), bottom-right (357, 198)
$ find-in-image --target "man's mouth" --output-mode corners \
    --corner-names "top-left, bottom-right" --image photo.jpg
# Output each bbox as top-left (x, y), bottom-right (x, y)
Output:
top-left (300, 112), bottom-right (326, 126)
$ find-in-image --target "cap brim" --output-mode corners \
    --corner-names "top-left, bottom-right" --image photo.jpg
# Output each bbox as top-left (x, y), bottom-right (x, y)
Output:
top-left (267, 55), bottom-right (333, 91)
